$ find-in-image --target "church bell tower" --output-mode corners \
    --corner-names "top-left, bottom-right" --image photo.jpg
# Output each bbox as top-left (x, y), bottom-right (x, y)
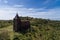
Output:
top-left (13, 13), bottom-right (21, 32)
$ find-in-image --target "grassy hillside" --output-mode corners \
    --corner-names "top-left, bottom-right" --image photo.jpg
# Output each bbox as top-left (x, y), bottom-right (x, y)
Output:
top-left (0, 17), bottom-right (60, 40)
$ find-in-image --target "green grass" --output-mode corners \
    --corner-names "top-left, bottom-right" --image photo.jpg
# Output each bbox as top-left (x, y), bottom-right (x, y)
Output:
top-left (0, 25), bottom-right (14, 40)
top-left (0, 17), bottom-right (60, 40)
top-left (0, 25), bottom-right (60, 40)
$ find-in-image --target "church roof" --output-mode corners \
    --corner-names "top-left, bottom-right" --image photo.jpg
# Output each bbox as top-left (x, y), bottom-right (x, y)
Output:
top-left (14, 13), bottom-right (20, 19)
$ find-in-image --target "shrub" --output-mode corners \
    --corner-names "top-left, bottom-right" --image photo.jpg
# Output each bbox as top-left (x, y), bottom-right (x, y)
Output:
top-left (0, 30), bottom-right (10, 40)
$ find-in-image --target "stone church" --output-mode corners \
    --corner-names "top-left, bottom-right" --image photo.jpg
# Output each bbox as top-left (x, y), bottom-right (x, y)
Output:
top-left (13, 14), bottom-right (30, 32)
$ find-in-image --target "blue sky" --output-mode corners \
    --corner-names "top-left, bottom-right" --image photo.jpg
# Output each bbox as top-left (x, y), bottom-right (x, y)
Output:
top-left (0, 0), bottom-right (60, 20)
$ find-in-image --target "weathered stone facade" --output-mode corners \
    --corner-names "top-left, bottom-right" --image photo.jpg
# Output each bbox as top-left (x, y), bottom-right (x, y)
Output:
top-left (13, 14), bottom-right (30, 32)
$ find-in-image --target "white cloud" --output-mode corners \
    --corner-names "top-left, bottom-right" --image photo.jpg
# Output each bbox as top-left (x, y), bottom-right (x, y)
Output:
top-left (13, 5), bottom-right (24, 8)
top-left (43, 0), bottom-right (58, 5)
top-left (0, 6), bottom-right (46, 20)
top-left (3, 0), bottom-right (8, 4)
top-left (0, 0), bottom-right (8, 4)
top-left (0, 5), bottom-right (60, 20)
top-left (43, 0), bottom-right (50, 4)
